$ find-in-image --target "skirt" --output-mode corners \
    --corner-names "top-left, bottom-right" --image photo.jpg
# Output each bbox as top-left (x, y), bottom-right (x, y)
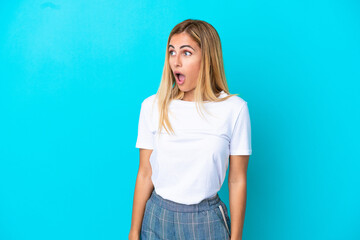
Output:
top-left (140, 189), bottom-right (231, 240)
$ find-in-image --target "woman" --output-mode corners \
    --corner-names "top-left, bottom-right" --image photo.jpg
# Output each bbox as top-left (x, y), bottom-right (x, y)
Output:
top-left (129, 19), bottom-right (252, 240)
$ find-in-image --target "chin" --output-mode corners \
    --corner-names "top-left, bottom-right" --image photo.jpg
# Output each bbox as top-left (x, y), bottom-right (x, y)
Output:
top-left (179, 88), bottom-right (190, 92)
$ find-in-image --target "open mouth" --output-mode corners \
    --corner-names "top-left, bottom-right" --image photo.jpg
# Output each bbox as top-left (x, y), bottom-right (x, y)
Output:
top-left (175, 72), bottom-right (185, 84)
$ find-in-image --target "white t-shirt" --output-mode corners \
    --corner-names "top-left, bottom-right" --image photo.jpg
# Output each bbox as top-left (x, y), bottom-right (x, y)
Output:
top-left (135, 90), bottom-right (252, 204)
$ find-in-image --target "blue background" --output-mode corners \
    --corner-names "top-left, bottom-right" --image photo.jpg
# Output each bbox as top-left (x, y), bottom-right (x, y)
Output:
top-left (0, 0), bottom-right (359, 239)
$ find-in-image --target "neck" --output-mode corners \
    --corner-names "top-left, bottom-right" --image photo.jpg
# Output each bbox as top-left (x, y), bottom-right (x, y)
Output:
top-left (181, 91), bottom-right (222, 102)
top-left (182, 90), bottom-right (195, 101)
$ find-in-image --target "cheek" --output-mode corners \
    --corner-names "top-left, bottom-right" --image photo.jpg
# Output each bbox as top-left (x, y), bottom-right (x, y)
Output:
top-left (188, 61), bottom-right (201, 77)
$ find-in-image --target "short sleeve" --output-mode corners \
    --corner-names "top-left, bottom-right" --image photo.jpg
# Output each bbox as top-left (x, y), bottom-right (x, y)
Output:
top-left (229, 102), bottom-right (252, 155)
top-left (135, 100), bottom-right (154, 150)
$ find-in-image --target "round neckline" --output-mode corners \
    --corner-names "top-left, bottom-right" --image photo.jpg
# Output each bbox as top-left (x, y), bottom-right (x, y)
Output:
top-left (172, 91), bottom-right (226, 104)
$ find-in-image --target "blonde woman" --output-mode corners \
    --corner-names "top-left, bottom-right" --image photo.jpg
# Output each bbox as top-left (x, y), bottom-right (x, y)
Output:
top-left (129, 19), bottom-right (252, 240)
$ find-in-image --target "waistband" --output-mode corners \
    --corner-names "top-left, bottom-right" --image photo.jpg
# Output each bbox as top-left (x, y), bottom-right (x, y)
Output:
top-left (149, 189), bottom-right (221, 212)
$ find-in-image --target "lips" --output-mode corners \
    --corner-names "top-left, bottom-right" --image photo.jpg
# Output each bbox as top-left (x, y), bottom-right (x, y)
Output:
top-left (174, 71), bottom-right (185, 85)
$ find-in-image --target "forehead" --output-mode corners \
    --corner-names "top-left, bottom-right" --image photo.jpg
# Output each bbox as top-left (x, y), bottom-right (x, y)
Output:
top-left (169, 32), bottom-right (199, 48)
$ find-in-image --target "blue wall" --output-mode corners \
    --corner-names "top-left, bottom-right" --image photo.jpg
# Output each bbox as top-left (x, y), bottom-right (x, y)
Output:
top-left (0, 0), bottom-right (359, 239)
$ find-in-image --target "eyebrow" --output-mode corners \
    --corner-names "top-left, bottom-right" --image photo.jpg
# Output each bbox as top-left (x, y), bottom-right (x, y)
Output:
top-left (168, 44), bottom-right (195, 51)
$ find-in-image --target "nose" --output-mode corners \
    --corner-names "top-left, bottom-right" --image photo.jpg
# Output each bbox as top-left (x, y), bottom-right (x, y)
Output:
top-left (174, 53), bottom-right (182, 67)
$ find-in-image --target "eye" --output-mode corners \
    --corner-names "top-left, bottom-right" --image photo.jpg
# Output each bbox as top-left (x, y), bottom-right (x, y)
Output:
top-left (184, 51), bottom-right (192, 56)
top-left (169, 50), bottom-right (192, 56)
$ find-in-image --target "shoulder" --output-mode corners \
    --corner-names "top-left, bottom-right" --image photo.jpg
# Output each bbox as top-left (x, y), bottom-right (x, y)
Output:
top-left (141, 93), bottom-right (157, 106)
top-left (223, 94), bottom-right (248, 112)
top-left (140, 94), bottom-right (158, 117)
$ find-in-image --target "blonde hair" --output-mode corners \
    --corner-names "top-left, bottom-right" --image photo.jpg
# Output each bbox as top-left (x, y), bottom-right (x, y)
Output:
top-left (153, 19), bottom-right (238, 135)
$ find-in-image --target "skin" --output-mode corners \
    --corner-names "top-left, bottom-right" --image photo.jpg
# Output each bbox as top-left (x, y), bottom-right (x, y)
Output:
top-left (168, 32), bottom-right (202, 102)
top-left (228, 155), bottom-right (250, 240)
top-left (129, 149), bottom-right (153, 240)
top-left (129, 31), bottom-right (250, 240)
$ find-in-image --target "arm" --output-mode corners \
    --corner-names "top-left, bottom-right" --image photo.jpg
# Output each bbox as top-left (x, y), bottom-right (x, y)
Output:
top-left (228, 155), bottom-right (250, 240)
top-left (129, 149), bottom-right (154, 240)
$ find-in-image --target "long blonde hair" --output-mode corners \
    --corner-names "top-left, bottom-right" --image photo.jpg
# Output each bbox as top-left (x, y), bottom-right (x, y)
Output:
top-left (153, 19), bottom-right (238, 135)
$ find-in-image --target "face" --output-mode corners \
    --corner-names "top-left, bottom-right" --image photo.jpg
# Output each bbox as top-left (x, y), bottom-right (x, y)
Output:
top-left (168, 32), bottom-right (202, 99)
